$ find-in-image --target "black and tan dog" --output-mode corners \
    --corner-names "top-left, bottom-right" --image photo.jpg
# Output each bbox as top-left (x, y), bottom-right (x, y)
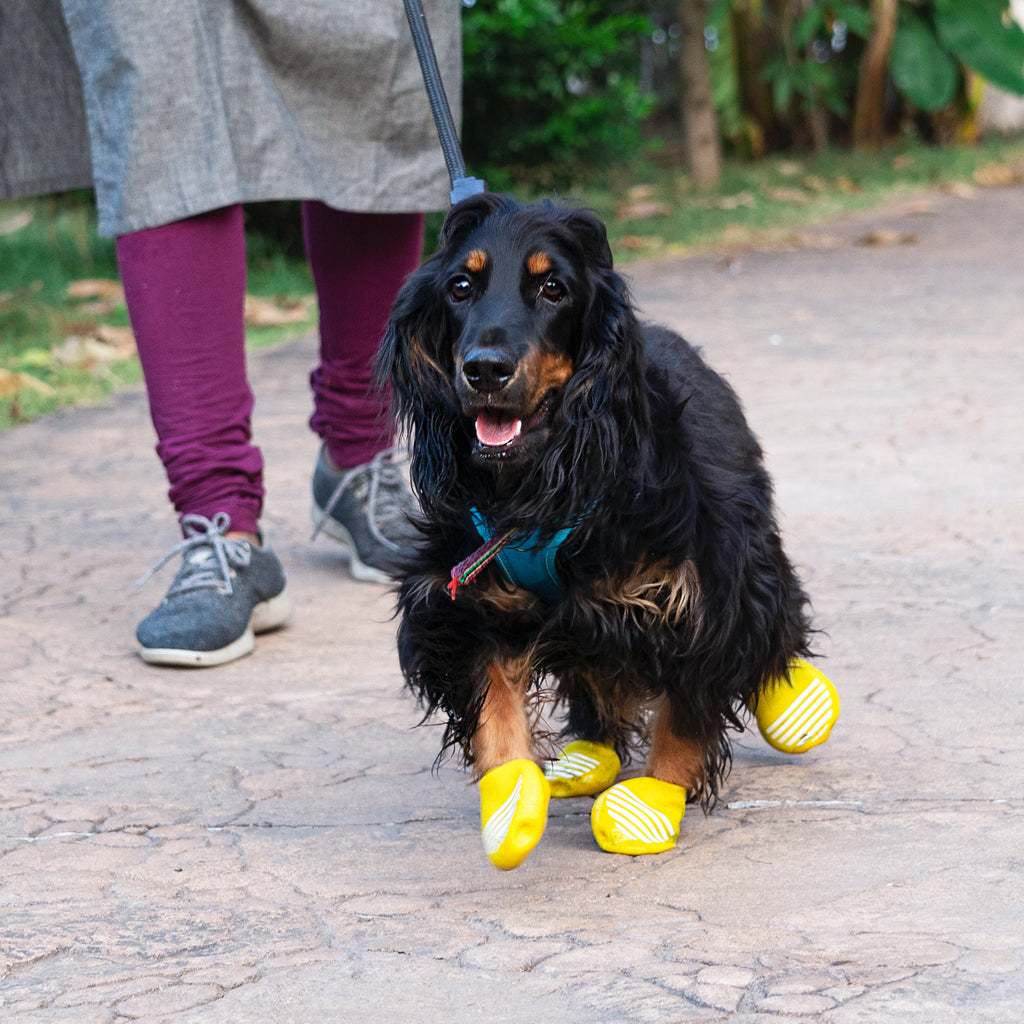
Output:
top-left (377, 194), bottom-right (838, 869)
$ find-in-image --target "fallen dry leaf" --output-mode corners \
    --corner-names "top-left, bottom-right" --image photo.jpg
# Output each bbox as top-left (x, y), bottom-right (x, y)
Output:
top-left (0, 367), bottom-right (55, 396)
top-left (616, 235), bottom-right (663, 250)
top-left (0, 210), bottom-right (34, 236)
top-left (243, 294), bottom-right (315, 327)
top-left (625, 184), bottom-right (657, 202)
top-left (65, 279), bottom-right (125, 303)
top-left (765, 186), bottom-right (809, 203)
top-left (788, 232), bottom-right (845, 250)
top-left (891, 199), bottom-right (937, 217)
top-left (719, 224), bottom-right (758, 246)
top-left (835, 176), bottom-right (862, 194)
top-left (614, 200), bottom-right (673, 221)
top-left (52, 338), bottom-right (117, 366)
top-left (942, 181), bottom-right (977, 199)
top-left (52, 324), bottom-right (136, 365)
top-left (973, 162), bottom-right (1024, 187)
top-left (709, 191), bottom-right (756, 210)
top-left (93, 324), bottom-right (137, 354)
top-left (75, 300), bottom-right (121, 316)
top-left (855, 229), bottom-right (919, 247)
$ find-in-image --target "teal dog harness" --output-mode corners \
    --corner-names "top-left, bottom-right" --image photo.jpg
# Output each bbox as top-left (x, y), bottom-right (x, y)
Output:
top-left (446, 508), bottom-right (575, 603)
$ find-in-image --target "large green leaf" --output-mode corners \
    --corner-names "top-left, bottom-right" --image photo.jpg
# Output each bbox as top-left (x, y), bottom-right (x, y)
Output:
top-left (891, 8), bottom-right (959, 110)
top-left (935, 0), bottom-right (1024, 96)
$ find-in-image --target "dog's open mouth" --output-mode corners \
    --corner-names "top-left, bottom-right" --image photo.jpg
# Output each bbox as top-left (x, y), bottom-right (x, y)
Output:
top-left (473, 392), bottom-right (555, 456)
top-left (476, 410), bottom-right (522, 447)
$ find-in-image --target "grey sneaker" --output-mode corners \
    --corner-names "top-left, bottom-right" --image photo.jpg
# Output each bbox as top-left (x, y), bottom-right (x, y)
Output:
top-left (311, 445), bottom-right (419, 583)
top-left (136, 512), bottom-right (292, 667)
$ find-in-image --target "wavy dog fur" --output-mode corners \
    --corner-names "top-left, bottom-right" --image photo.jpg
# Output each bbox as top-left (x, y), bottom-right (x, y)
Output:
top-left (376, 194), bottom-right (813, 806)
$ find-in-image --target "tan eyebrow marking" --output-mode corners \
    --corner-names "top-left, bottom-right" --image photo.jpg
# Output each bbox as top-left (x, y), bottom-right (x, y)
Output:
top-left (466, 249), bottom-right (488, 273)
top-left (527, 251), bottom-right (553, 276)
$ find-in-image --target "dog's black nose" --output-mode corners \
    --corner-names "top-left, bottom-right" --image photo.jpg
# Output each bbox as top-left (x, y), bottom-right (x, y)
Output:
top-left (463, 349), bottom-right (516, 394)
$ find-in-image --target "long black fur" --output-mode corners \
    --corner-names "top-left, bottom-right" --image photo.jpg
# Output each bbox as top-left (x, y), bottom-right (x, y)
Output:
top-left (376, 194), bottom-right (813, 806)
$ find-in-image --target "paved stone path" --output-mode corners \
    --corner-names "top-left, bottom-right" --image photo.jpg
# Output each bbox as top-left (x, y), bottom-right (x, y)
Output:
top-left (2, 185), bottom-right (1022, 1022)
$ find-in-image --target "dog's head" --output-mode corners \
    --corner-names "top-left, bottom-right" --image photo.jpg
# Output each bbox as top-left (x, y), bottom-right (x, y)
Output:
top-left (379, 194), bottom-right (649, 521)
top-left (438, 194), bottom-right (616, 467)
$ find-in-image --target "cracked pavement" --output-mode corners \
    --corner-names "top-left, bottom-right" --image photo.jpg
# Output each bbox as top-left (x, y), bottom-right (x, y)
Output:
top-left (2, 185), bottom-right (1022, 1022)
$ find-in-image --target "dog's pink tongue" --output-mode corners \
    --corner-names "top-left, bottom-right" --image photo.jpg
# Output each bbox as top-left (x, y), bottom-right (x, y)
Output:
top-left (476, 411), bottom-right (522, 447)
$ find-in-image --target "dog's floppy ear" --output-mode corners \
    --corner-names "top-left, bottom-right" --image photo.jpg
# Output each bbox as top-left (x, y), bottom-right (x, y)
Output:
top-left (556, 218), bottom-right (652, 495)
top-left (440, 192), bottom-right (516, 249)
top-left (375, 247), bottom-right (466, 508)
top-left (560, 206), bottom-right (614, 271)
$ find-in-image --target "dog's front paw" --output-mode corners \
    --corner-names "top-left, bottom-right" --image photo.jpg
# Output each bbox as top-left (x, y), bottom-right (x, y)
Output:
top-left (752, 659), bottom-right (840, 754)
top-left (591, 777), bottom-right (686, 855)
top-left (479, 760), bottom-right (551, 870)
top-left (543, 740), bottom-right (621, 798)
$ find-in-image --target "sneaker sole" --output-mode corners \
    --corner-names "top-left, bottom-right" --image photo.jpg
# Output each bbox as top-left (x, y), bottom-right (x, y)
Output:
top-left (138, 590), bottom-right (292, 668)
top-left (310, 501), bottom-right (392, 585)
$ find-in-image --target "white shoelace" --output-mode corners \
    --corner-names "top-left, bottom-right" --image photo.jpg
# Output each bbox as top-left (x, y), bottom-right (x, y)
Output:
top-left (311, 446), bottom-right (411, 549)
top-left (137, 512), bottom-right (252, 597)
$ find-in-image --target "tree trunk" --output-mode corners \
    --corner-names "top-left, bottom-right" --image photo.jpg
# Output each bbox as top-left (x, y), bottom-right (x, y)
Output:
top-left (730, 1), bottom-right (773, 156)
top-left (853, 0), bottom-right (898, 148)
top-left (678, 0), bottom-right (722, 186)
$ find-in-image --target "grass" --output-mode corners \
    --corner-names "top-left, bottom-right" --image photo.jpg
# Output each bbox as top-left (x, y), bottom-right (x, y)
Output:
top-left (578, 133), bottom-right (1024, 261)
top-left (0, 196), bottom-right (316, 428)
top-left (2, 135), bottom-right (1023, 428)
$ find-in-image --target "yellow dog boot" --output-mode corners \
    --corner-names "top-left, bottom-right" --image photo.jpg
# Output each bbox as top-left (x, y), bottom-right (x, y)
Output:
top-left (543, 740), bottom-right (621, 798)
top-left (591, 777), bottom-right (687, 855)
top-left (753, 658), bottom-right (840, 754)
top-left (479, 760), bottom-right (550, 871)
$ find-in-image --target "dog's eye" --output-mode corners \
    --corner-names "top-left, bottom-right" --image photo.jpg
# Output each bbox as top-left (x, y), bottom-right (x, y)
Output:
top-left (448, 275), bottom-right (473, 303)
top-left (540, 276), bottom-right (566, 303)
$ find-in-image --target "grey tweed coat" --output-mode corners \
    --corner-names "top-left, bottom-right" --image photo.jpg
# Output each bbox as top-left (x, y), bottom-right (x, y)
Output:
top-left (0, 0), bottom-right (461, 235)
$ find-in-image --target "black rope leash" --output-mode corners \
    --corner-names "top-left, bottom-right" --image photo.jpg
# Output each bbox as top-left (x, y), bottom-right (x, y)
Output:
top-left (402, 0), bottom-right (486, 204)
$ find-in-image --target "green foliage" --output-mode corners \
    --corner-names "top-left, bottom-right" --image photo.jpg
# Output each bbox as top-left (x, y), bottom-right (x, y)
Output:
top-left (760, 1), bottom-right (872, 122)
top-left (887, 0), bottom-right (1024, 113)
top-left (934, 0), bottom-right (1024, 97)
top-left (745, 0), bottom-right (1024, 146)
top-left (707, 0), bottom-right (745, 144)
top-left (460, 0), bottom-right (654, 187)
top-left (890, 5), bottom-right (959, 111)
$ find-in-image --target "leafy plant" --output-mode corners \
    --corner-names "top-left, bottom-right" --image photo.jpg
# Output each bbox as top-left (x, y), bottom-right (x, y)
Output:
top-left (889, 0), bottom-right (1024, 112)
top-left (935, 0), bottom-right (1024, 96)
top-left (460, 0), bottom-right (654, 187)
top-left (889, 4), bottom-right (958, 111)
top-left (760, 1), bottom-right (873, 124)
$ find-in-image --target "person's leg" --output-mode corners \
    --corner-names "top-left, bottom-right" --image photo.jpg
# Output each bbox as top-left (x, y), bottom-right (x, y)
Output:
top-left (117, 205), bottom-right (263, 536)
top-left (118, 206), bottom-right (289, 665)
top-left (303, 202), bottom-right (424, 468)
top-left (303, 203), bottom-right (425, 583)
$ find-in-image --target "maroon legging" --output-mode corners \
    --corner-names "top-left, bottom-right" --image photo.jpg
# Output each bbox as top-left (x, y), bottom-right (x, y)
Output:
top-left (117, 202), bottom-right (424, 536)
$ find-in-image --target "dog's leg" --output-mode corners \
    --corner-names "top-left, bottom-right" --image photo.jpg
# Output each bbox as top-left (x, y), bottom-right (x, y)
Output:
top-left (645, 700), bottom-right (708, 791)
top-left (473, 655), bottom-right (535, 772)
top-left (473, 655), bottom-right (550, 871)
top-left (590, 699), bottom-right (692, 856)
top-left (541, 670), bottom-right (624, 798)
